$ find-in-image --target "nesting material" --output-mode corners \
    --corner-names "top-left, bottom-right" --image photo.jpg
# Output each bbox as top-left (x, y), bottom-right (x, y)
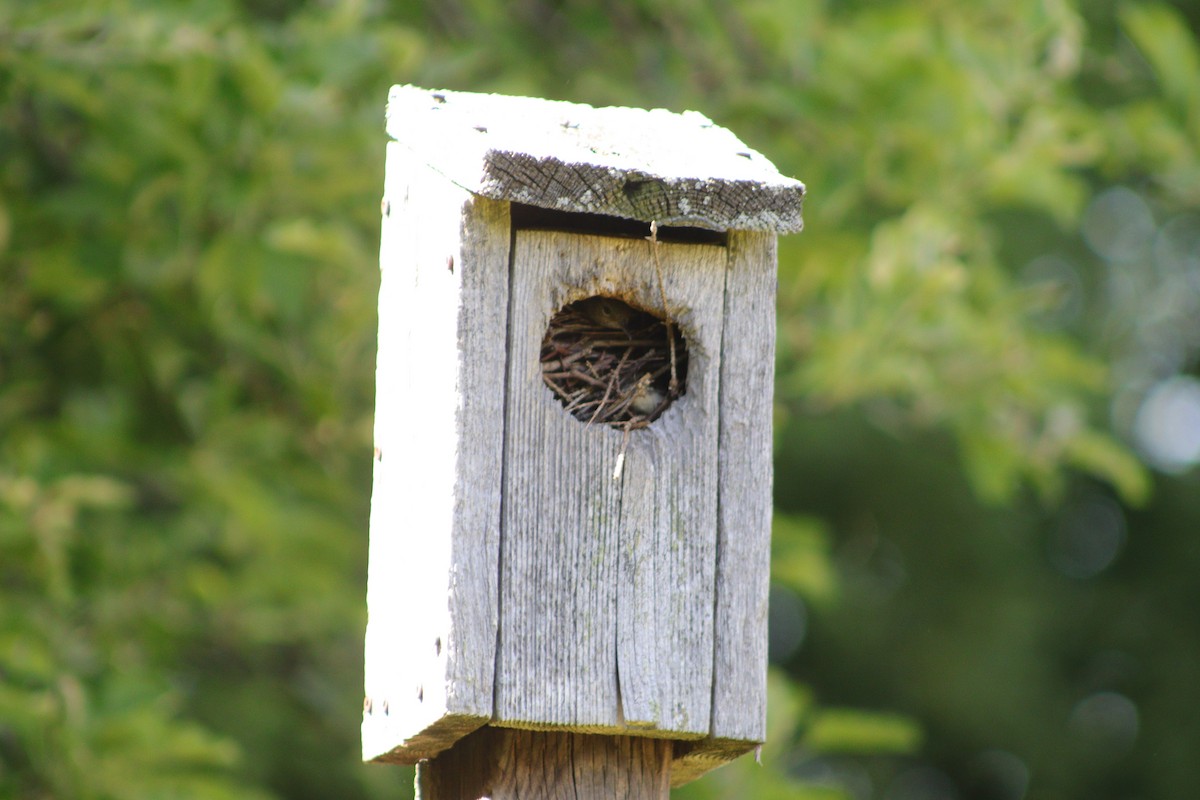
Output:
top-left (541, 296), bottom-right (688, 428)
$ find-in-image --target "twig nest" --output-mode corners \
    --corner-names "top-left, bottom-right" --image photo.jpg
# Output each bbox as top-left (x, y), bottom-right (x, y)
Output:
top-left (541, 296), bottom-right (688, 428)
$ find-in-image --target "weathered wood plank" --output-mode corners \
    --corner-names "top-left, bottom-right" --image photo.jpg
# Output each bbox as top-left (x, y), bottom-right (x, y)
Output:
top-left (614, 448), bottom-right (659, 730)
top-left (363, 143), bottom-right (510, 763)
top-left (386, 85), bottom-right (805, 233)
top-left (495, 231), bottom-right (726, 739)
top-left (665, 231), bottom-right (777, 785)
top-left (417, 728), bottom-right (672, 800)
top-left (712, 231), bottom-right (778, 741)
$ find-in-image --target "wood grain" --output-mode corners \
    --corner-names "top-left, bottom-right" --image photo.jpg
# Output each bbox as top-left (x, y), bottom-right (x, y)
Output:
top-left (363, 143), bottom-right (510, 763)
top-left (385, 85), bottom-right (805, 233)
top-left (495, 231), bottom-right (726, 739)
top-left (711, 231), bottom-right (777, 744)
top-left (667, 231), bottom-right (779, 784)
top-left (418, 728), bottom-right (671, 800)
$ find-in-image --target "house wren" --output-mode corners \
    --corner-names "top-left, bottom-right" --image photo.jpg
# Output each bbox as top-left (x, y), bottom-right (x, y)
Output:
top-left (629, 373), bottom-right (665, 416)
top-left (576, 296), bottom-right (635, 332)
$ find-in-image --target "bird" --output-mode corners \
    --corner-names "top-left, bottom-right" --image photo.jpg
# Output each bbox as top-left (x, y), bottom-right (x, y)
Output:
top-left (575, 296), bottom-right (636, 332)
top-left (629, 373), bottom-right (665, 416)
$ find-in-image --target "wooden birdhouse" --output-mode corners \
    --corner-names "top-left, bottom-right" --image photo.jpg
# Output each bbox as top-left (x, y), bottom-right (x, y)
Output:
top-left (363, 86), bottom-right (805, 788)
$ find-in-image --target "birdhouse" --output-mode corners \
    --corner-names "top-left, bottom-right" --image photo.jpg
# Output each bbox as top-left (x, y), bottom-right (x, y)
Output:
top-left (363, 85), bottom-right (804, 786)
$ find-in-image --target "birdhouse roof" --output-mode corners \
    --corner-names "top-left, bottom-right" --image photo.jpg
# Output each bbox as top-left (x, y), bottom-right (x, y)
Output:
top-left (385, 85), bottom-right (805, 233)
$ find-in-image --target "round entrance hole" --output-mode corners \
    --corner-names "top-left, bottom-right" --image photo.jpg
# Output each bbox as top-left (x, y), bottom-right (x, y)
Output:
top-left (540, 296), bottom-right (688, 428)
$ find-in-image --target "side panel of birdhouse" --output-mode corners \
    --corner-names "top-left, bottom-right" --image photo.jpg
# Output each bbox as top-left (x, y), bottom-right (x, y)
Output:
top-left (495, 232), bottom-right (726, 739)
top-left (363, 143), bottom-right (510, 763)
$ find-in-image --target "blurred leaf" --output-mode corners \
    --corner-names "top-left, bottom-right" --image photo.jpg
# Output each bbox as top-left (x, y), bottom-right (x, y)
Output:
top-left (1064, 430), bottom-right (1151, 505)
top-left (675, 671), bottom-right (851, 800)
top-left (1120, 3), bottom-right (1200, 129)
top-left (803, 709), bottom-right (924, 756)
top-left (773, 513), bottom-right (838, 603)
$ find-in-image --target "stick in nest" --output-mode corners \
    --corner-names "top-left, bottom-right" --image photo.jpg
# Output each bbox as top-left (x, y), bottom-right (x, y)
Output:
top-left (540, 295), bottom-right (685, 431)
top-left (646, 220), bottom-right (679, 397)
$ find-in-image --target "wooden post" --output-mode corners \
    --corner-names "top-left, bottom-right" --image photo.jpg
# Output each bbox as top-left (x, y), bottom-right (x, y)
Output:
top-left (417, 730), bottom-right (672, 800)
top-left (363, 86), bottom-right (805, 795)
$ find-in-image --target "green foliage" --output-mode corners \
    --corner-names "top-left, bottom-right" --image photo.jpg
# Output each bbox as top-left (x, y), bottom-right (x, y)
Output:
top-left (1108, 3), bottom-right (1200, 204)
top-left (0, 474), bottom-right (270, 800)
top-left (764, 0), bottom-right (1152, 505)
top-left (3, 0), bottom-right (1198, 798)
top-left (675, 671), bottom-right (847, 800)
top-left (1119, 3), bottom-right (1200, 138)
top-left (802, 709), bottom-right (923, 757)
top-left (2, 2), bottom-right (399, 796)
top-left (771, 513), bottom-right (838, 604)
